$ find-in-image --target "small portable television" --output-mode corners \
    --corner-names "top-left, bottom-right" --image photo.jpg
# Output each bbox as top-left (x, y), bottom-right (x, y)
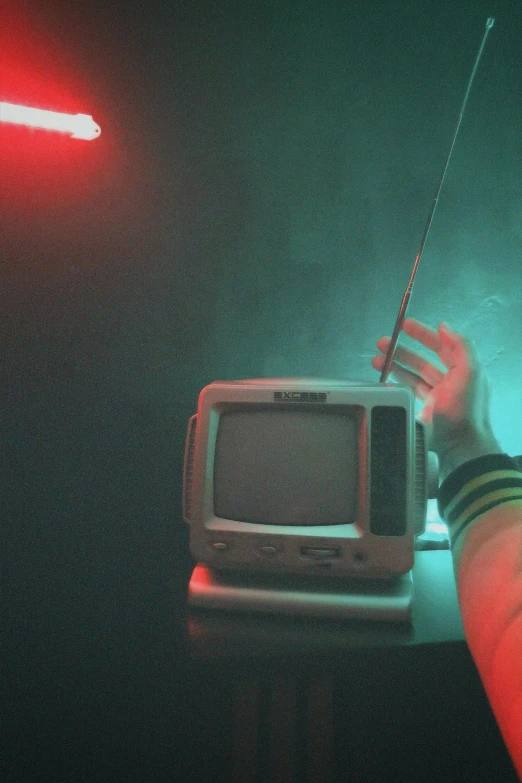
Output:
top-left (183, 378), bottom-right (439, 622)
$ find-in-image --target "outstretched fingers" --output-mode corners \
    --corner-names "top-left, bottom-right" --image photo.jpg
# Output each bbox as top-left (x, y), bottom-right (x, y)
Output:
top-left (403, 318), bottom-right (475, 373)
top-left (372, 353), bottom-right (432, 401)
top-left (402, 318), bottom-right (443, 354)
top-left (373, 318), bottom-right (479, 409)
top-left (375, 336), bottom-right (445, 389)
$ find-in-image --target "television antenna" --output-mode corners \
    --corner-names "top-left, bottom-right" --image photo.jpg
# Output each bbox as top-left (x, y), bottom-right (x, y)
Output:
top-left (380, 17), bottom-right (495, 383)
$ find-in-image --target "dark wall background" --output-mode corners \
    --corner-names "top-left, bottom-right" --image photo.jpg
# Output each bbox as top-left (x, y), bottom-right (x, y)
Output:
top-left (1, 1), bottom-right (521, 780)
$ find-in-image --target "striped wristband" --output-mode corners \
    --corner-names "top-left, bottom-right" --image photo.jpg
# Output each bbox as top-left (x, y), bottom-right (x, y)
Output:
top-left (438, 454), bottom-right (522, 548)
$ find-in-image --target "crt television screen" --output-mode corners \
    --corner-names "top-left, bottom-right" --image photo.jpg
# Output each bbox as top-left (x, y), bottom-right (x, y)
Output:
top-left (213, 407), bottom-right (359, 526)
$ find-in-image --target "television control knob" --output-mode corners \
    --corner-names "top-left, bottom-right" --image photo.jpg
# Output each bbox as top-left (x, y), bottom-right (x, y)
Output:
top-left (211, 542), bottom-right (228, 551)
top-left (259, 545), bottom-right (278, 555)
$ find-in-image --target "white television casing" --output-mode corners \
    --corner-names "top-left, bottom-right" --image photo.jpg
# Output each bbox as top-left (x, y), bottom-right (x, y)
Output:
top-left (183, 379), bottom-right (434, 607)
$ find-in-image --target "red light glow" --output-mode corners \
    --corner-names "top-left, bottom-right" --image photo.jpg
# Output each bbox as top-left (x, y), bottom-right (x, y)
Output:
top-left (0, 101), bottom-right (101, 140)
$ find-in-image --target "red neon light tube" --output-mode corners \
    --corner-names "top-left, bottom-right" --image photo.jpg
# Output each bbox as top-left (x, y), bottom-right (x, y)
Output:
top-left (0, 102), bottom-right (101, 140)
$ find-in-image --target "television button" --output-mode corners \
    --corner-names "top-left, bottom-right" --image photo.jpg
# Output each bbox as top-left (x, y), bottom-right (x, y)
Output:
top-left (211, 542), bottom-right (228, 551)
top-left (259, 545), bottom-right (278, 555)
top-left (301, 547), bottom-right (340, 559)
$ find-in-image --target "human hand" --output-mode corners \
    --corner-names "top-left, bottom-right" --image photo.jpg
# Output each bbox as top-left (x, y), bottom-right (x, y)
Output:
top-left (372, 318), bottom-right (502, 479)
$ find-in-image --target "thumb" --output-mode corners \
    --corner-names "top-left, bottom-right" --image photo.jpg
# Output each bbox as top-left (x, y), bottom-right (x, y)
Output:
top-left (419, 394), bottom-right (435, 425)
top-left (418, 396), bottom-right (434, 451)
top-left (438, 322), bottom-right (458, 347)
top-left (438, 322), bottom-right (473, 371)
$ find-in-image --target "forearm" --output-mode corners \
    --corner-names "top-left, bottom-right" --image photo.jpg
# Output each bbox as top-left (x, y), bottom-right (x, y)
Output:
top-left (454, 502), bottom-right (522, 780)
top-left (438, 454), bottom-right (522, 778)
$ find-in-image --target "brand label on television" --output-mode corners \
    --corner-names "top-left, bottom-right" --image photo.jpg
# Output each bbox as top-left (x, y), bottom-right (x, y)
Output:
top-left (274, 391), bottom-right (328, 402)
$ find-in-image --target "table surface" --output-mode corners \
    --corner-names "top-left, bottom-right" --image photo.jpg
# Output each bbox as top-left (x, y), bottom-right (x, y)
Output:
top-left (186, 550), bottom-right (465, 665)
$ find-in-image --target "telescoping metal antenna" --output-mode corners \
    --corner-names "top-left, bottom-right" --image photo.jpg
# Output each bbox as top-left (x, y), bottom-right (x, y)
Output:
top-left (379, 17), bottom-right (495, 383)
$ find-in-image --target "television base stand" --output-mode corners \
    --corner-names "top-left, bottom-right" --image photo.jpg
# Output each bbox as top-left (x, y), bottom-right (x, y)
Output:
top-left (188, 564), bottom-right (413, 622)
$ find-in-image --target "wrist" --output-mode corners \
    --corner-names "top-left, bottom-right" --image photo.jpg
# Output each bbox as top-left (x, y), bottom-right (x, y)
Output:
top-left (438, 429), bottom-right (503, 482)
